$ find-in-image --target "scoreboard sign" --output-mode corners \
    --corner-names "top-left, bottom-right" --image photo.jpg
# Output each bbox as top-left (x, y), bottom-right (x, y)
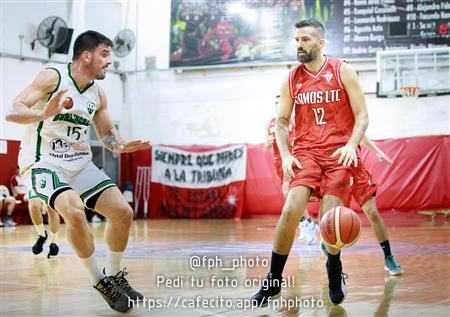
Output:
top-left (170, 0), bottom-right (450, 67)
top-left (334, 0), bottom-right (450, 57)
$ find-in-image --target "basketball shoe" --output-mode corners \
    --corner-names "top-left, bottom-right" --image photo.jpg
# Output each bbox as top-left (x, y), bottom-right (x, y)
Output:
top-left (251, 273), bottom-right (282, 307)
top-left (32, 231), bottom-right (47, 255)
top-left (384, 255), bottom-right (404, 275)
top-left (326, 261), bottom-right (347, 305)
top-left (306, 221), bottom-right (319, 244)
top-left (93, 276), bottom-right (132, 313)
top-left (105, 268), bottom-right (144, 300)
top-left (298, 217), bottom-right (308, 240)
top-left (47, 243), bottom-right (59, 258)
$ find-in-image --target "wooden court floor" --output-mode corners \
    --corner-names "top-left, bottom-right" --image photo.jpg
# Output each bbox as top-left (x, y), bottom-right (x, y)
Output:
top-left (1, 213), bottom-right (449, 317)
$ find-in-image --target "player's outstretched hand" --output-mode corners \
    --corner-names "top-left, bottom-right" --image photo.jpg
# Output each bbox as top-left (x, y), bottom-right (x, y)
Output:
top-left (377, 152), bottom-right (393, 165)
top-left (282, 155), bottom-right (302, 181)
top-left (42, 89), bottom-right (68, 119)
top-left (118, 140), bottom-right (151, 153)
top-left (331, 145), bottom-right (357, 167)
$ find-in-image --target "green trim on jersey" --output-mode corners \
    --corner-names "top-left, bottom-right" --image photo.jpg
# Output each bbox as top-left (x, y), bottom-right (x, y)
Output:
top-left (68, 63), bottom-right (94, 94)
top-left (45, 67), bottom-right (62, 101)
top-left (80, 179), bottom-right (115, 202)
top-left (28, 189), bottom-right (39, 200)
top-left (36, 67), bottom-right (61, 162)
top-left (35, 121), bottom-right (44, 162)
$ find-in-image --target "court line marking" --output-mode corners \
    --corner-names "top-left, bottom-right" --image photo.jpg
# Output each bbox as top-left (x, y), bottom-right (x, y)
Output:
top-left (0, 280), bottom-right (94, 293)
top-left (1, 281), bottom-right (231, 316)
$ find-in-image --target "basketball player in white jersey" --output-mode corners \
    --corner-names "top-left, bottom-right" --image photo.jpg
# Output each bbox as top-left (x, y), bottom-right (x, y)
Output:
top-left (6, 30), bottom-right (150, 313)
top-left (28, 188), bottom-right (61, 258)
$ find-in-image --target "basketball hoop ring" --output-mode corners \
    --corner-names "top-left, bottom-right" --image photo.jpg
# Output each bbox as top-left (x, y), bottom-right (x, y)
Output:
top-left (400, 86), bottom-right (420, 109)
top-left (400, 86), bottom-right (420, 98)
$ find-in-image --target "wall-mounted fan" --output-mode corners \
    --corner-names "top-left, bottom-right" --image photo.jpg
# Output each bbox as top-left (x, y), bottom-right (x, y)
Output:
top-left (31, 16), bottom-right (73, 58)
top-left (113, 29), bottom-right (136, 57)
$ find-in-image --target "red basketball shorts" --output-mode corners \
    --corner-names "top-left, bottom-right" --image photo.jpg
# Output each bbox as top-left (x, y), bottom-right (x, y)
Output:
top-left (289, 149), bottom-right (352, 204)
top-left (351, 163), bottom-right (377, 206)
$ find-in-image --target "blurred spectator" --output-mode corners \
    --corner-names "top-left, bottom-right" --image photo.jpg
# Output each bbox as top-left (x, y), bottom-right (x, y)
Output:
top-left (10, 166), bottom-right (29, 203)
top-left (0, 185), bottom-right (16, 227)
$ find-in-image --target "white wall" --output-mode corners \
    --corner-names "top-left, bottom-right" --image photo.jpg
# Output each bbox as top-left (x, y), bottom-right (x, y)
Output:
top-left (124, 64), bottom-right (449, 145)
top-left (125, 66), bottom-right (287, 144)
top-left (0, 0), bottom-right (124, 140)
top-left (0, 0), bottom-right (124, 58)
top-left (1, 1), bottom-right (449, 144)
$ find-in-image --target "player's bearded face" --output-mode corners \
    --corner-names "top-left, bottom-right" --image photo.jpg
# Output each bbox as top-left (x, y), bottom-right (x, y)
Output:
top-left (297, 44), bottom-right (318, 63)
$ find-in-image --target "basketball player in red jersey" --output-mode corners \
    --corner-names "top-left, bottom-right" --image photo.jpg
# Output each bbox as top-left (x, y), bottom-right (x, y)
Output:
top-left (319, 136), bottom-right (404, 275)
top-left (252, 19), bottom-right (368, 306)
top-left (265, 95), bottom-right (294, 196)
top-left (265, 96), bottom-right (319, 242)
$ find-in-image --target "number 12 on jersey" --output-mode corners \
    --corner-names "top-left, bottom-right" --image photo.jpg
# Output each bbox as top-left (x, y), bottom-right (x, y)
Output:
top-left (312, 108), bottom-right (326, 125)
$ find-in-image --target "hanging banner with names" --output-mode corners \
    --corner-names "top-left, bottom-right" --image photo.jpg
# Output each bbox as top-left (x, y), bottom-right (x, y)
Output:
top-left (151, 144), bottom-right (247, 218)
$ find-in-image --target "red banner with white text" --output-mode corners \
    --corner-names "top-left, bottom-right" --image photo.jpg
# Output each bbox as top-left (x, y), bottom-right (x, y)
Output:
top-left (150, 144), bottom-right (247, 218)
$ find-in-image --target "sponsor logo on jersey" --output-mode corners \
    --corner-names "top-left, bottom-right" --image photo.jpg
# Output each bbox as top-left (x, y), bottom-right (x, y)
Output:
top-left (323, 71), bottom-right (333, 83)
top-left (71, 140), bottom-right (90, 151)
top-left (294, 89), bottom-right (341, 105)
top-left (87, 102), bottom-right (96, 115)
top-left (53, 113), bottom-right (91, 126)
top-left (50, 138), bottom-right (70, 153)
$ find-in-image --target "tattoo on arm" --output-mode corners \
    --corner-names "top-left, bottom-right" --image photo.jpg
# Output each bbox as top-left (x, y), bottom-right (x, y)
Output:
top-left (275, 116), bottom-right (291, 157)
top-left (102, 128), bottom-right (121, 152)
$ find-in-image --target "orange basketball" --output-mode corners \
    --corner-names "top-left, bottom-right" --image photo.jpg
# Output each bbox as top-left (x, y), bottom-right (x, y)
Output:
top-left (320, 206), bottom-right (361, 249)
top-left (63, 97), bottom-right (73, 110)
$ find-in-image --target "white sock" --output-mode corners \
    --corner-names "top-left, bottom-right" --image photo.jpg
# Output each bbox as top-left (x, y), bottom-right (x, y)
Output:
top-left (105, 250), bottom-right (124, 276)
top-left (34, 224), bottom-right (46, 237)
top-left (80, 253), bottom-right (104, 286)
top-left (49, 231), bottom-right (58, 244)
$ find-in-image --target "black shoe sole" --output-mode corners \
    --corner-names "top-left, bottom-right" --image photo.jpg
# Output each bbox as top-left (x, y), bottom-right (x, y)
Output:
top-left (32, 249), bottom-right (43, 255)
top-left (109, 304), bottom-right (133, 313)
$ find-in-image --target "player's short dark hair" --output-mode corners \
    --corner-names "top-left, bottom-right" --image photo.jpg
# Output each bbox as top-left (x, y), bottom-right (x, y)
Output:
top-left (294, 19), bottom-right (325, 39)
top-left (72, 30), bottom-right (113, 60)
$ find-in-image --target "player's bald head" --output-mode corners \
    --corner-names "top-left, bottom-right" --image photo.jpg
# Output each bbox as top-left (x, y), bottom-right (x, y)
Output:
top-left (294, 19), bottom-right (325, 39)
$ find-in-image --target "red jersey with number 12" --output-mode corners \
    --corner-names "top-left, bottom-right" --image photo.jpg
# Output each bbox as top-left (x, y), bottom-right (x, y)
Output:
top-left (288, 56), bottom-right (355, 154)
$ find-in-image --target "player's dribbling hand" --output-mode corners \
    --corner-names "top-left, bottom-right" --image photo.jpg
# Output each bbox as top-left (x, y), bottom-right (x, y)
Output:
top-left (282, 155), bottom-right (302, 181)
top-left (117, 140), bottom-right (151, 153)
top-left (264, 135), bottom-right (274, 149)
top-left (331, 145), bottom-right (357, 167)
top-left (42, 89), bottom-right (68, 119)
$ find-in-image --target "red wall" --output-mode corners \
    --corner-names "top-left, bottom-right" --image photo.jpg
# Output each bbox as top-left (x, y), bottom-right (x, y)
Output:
top-left (1, 136), bottom-right (448, 220)
top-left (0, 140), bottom-right (21, 189)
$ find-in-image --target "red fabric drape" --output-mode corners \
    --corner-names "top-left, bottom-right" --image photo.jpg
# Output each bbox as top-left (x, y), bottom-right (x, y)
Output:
top-left (121, 135), bottom-right (449, 218)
